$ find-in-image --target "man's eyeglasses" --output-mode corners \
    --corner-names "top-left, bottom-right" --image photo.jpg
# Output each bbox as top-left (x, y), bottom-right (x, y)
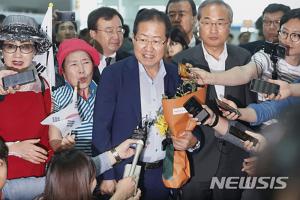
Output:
top-left (135, 37), bottom-right (167, 48)
top-left (263, 19), bottom-right (280, 27)
top-left (2, 43), bottom-right (35, 54)
top-left (199, 20), bottom-right (229, 29)
top-left (278, 30), bottom-right (300, 42)
top-left (95, 27), bottom-right (125, 35)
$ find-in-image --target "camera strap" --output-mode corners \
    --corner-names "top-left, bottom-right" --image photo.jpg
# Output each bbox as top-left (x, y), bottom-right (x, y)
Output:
top-left (270, 55), bottom-right (278, 80)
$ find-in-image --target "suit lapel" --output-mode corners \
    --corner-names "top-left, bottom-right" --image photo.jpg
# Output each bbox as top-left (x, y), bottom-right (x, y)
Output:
top-left (164, 62), bottom-right (178, 98)
top-left (187, 44), bottom-right (211, 74)
top-left (124, 56), bottom-right (141, 122)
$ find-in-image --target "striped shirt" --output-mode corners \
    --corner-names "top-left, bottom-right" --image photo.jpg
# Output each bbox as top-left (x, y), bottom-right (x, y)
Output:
top-left (52, 81), bottom-right (97, 156)
top-left (252, 50), bottom-right (300, 83)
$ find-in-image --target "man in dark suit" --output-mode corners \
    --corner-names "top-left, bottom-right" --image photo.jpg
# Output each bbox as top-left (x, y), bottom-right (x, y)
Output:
top-left (173, 1), bottom-right (256, 199)
top-left (166, 0), bottom-right (201, 47)
top-left (240, 3), bottom-right (290, 55)
top-left (88, 7), bottom-right (131, 83)
top-left (92, 9), bottom-right (200, 200)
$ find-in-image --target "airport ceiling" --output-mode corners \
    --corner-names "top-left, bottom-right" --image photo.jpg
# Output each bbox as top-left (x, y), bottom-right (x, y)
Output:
top-left (0, 0), bottom-right (71, 13)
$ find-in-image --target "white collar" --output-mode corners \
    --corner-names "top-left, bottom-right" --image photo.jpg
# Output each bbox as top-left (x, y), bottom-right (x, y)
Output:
top-left (202, 43), bottom-right (228, 62)
top-left (138, 60), bottom-right (166, 81)
top-left (188, 36), bottom-right (196, 48)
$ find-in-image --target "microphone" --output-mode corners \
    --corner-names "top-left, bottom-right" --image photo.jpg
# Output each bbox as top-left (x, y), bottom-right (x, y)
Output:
top-left (128, 140), bottom-right (144, 176)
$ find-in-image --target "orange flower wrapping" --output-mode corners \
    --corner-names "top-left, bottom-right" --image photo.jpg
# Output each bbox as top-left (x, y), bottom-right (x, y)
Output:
top-left (161, 85), bottom-right (206, 188)
top-left (162, 86), bottom-right (207, 137)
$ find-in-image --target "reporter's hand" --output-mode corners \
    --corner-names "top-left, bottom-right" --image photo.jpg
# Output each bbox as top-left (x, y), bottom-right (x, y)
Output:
top-left (243, 130), bottom-right (267, 153)
top-left (114, 177), bottom-right (136, 200)
top-left (100, 179), bottom-right (117, 195)
top-left (172, 131), bottom-right (197, 151)
top-left (9, 139), bottom-right (48, 164)
top-left (189, 67), bottom-right (210, 85)
top-left (0, 70), bottom-right (19, 95)
top-left (200, 105), bottom-right (215, 126)
top-left (60, 134), bottom-right (76, 150)
top-left (115, 139), bottom-right (137, 159)
top-left (264, 79), bottom-right (290, 100)
top-left (219, 98), bottom-right (240, 120)
top-left (129, 188), bottom-right (141, 200)
top-left (186, 105), bottom-right (214, 126)
top-left (242, 156), bottom-right (257, 176)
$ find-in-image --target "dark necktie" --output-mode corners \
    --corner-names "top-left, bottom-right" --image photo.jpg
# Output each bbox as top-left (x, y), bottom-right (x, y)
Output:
top-left (105, 57), bottom-right (112, 66)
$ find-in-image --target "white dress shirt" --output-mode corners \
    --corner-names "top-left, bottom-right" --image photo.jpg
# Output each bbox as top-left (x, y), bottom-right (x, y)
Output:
top-left (202, 43), bottom-right (228, 99)
top-left (188, 35), bottom-right (197, 48)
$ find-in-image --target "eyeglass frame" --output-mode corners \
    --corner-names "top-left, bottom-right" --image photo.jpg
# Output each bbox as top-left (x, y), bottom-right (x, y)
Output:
top-left (2, 43), bottom-right (35, 54)
top-left (262, 19), bottom-right (281, 27)
top-left (199, 20), bottom-right (230, 29)
top-left (134, 36), bottom-right (167, 48)
top-left (278, 30), bottom-right (300, 43)
top-left (94, 26), bottom-right (125, 35)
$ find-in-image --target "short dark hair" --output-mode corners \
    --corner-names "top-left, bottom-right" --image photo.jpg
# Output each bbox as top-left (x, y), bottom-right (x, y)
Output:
top-left (197, 0), bottom-right (233, 23)
top-left (169, 26), bottom-right (189, 50)
top-left (0, 137), bottom-right (8, 162)
top-left (123, 24), bottom-right (130, 38)
top-left (262, 3), bottom-right (291, 16)
top-left (238, 32), bottom-right (250, 40)
top-left (133, 9), bottom-right (172, 38)
top-left (54, 21), bottom-right (78, 34)
top-left (87, 7), bottom-right (124, 30)
top-left (280, 8), bottom-right (300, 28)
top-left (165, 0), bottom-right (197, 17)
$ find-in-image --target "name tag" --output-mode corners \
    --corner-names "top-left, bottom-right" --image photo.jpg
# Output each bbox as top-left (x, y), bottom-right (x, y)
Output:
top-left (173, 107), bottom-right (187, 115)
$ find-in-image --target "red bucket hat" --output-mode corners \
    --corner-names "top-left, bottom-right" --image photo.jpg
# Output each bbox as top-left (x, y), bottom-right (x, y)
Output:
top-left (56, 38), bottom-right (100, 75)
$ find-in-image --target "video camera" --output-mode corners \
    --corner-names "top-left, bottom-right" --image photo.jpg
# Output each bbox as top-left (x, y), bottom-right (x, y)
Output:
top-left (263, 41), bottom-right (286, 59)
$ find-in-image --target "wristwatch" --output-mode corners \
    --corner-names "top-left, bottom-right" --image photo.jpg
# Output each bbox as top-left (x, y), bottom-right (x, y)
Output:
top-left (110, 148), bottom-right (122, 164)
top-left (187, 140), bottom-right (201, 152)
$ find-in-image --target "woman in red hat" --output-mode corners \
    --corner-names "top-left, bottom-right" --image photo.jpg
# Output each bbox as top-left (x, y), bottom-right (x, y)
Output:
top-left (48, 38), bottom-right (141, 200)
top-left (49, 38), bottom-right (100, 156)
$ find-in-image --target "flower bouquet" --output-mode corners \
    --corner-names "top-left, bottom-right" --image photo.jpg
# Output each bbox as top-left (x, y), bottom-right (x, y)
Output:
top-left (159, 63), bottom-right (207, 188)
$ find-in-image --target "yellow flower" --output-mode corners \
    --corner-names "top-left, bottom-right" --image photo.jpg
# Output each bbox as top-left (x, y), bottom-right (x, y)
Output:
top-left (155, 115), bottom-right (168, 136)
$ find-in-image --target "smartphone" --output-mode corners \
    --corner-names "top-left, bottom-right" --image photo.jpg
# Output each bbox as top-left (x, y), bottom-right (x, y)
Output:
top-left (215, 98), bottom-right (241, 117)
top-left (2, 70), bottom-right (36, 90)
top-left (183, 96), bottom-right (210, 123)
top-left (229, 126), bottom-right (259, 146)
top-left (250, 79), bottom-right (280, 96)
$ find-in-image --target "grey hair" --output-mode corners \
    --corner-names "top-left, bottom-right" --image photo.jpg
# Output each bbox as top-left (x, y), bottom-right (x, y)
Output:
top-left (197, 0), bottom-right (233, 23)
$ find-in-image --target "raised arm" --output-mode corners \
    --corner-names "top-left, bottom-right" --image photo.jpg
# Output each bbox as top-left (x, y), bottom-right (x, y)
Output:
top-left (266, 79), bottom-right (300, 100)
top-left (190, 62), bottom-right (259, 86)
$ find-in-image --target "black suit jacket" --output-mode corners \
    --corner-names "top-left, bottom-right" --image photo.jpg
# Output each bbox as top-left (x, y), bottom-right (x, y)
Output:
top-left (172, 43), bottom-right (257, 182)
top-left (93, 50), bottom-right (132, 84)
